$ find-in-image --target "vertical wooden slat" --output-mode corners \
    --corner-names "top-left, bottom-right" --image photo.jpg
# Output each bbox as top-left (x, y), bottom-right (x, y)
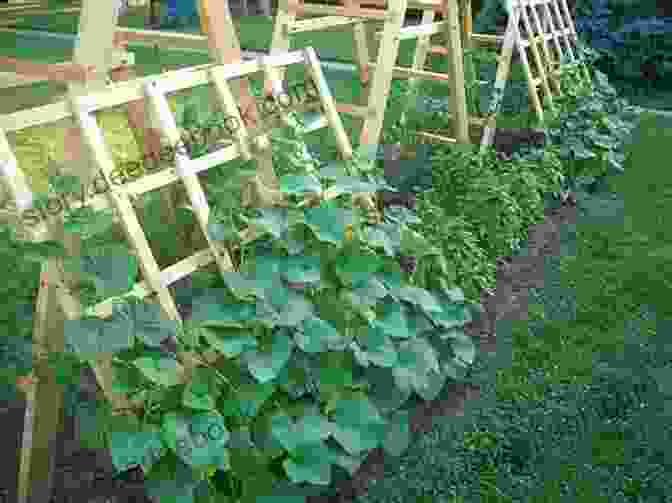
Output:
top-left (556, 0), bottom-right (591, 84)
top-left (358, 0), bottom-right (407, 151)
top-left (70, 94), bottom-right (184, 323)
top-left (548, 0), bottom-right (575, 62)
top-left (540, 0), bottom-right (566, 68)
top-left (17, 258), bottom-right (66, 503)
top-left (17, 1), bottom-right (121, 501)
top-left (142, 80), bottom-right (236, 278)
top-left (407, 9), bottom-right (436, 97)
top-left (303, 47), bottom-right (354, 160)
top-left (352, 21), bottom-right (372, 86)
top-left (480, 4), bottom-right (518, 150)
top-left (199, 0), bottom-right (279, 190)
top-left (528, 1), bottom-right (561, 94)
top-left (440, 0), bottom-right (469, 143)
top-left (519, 1), bottom-right (554, 112)
top-left (209, 69), bottom-right (254, 161)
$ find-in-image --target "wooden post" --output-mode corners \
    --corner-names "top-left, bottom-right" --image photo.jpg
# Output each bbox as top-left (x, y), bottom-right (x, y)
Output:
top-left (441, 0), bottom-right (469, 143)
top-left (16, 2), bottom-right (121, 501)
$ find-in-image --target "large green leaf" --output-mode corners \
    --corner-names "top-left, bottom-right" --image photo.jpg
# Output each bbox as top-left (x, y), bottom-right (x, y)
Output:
top-left (351, 324), bottom-right (398, 368)
top-left (444, 330), bottom-right (476, 367)
top-left (108, 424), bottom-right (166, 473)
top-left (144, 458), bottom-right (201, 503)
top-left (330, 395), bottom-right (387, 455)
top-left (235, 380), bottom-right (276, 418)
top-left (429, 292), bottom-right (472, 329)
top-left (247, 207), bottom-right (293, 240)
top-left (240, 253), bottom-right (284, 292)
top-left (64, 310), bottom-right (133, 359)
top-left (381, 410), bottom-right (411, 457)
top-left (283, 442), bottom-right (332, 485)
top-left (129, 301), bottom-right (179, 347)
top-left (395, 286), bottom-right (442, 313)
top-left (304, 204), bottom-right (354, 246)
top-left (182, 367), bottom-right (221, 411)
top-left (281, 254), bottom-right (322, 284)
top-left (326, 444), bottom-right (367, 476)
top-left (279, 173), bottom-right (323, 195)
top-left (334, 253), bottom-right (384, 288)
top-left (326, 176), bottom-right (380, 198)
top-left (190, 289), bottom-right (257, 327)
top-left (241, 328), bottom-right (294, 383)
top-left (110, 361), bottom-right (144, 394)
top-left (392, 337), bottom-right (440, 395)
top-left (270, 410), bottom-right (332, 451)
top-left (134, 355), bottom-right (182, 387)
top-left (415, 368), bottom-right (447, 401)
top-left (363, 366), bottom-right (412, 414)
top-left (201, 325), bottom-right (258, 358)
top-left (295, 316), bottom-right (341, 353)
top-left (316, 351), bottom-right (355, 395)
top-left (274, 352), bottom-right (316, 398)
top-left (375, 269), bottom-right (404, 296)
top-left (77, 245), bottom-right (138, 300)
top-left (373, 300), bottom-right (411, 339)
top-left (161, 412), bottom-right (230, 469)
top-left (256, 281), bottom-right (314, 328)
top-left (362, 226), bottom-right (397, 256)
top-left (222, 271), bottom-right (266, 301)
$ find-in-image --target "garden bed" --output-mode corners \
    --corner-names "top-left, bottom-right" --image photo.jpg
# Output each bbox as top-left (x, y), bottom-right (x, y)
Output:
top-left (0, 42), bottom-right (649, 502)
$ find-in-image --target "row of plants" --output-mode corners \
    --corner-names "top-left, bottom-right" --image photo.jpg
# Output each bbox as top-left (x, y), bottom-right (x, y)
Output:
top-left (0, 49), bottom-right (641, 503)
top-left (353, 111), bottom-right (672, 503)
top-left (0, 105), bottom-right (479, 502)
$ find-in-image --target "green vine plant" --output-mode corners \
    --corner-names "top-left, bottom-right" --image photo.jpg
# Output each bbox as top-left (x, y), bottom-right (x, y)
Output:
top-left (5, 109), bottom-right (481, 503)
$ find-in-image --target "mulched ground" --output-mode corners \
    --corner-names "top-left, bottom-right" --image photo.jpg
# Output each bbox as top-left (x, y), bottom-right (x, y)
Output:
top-left (0, 128), bottom-right (578, 503)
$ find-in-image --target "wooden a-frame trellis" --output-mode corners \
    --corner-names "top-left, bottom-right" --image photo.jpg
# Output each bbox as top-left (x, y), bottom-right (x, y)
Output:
top-left (401, 0), bottom-right (590, 149)
top-left (268, 0), bottom-right (472, 157)
top-left (471, 0), bottom-right (591, 126)
top-left (0, 47), bottom-right (353, 503)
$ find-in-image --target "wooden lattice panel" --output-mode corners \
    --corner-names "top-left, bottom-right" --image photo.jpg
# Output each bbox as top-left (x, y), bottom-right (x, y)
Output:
top-left (270, 0), bottom-right (422, 155)
top-left (0, 47), bottom-right (353, 502)
top-left (512, 0), bottom-right (591, 122)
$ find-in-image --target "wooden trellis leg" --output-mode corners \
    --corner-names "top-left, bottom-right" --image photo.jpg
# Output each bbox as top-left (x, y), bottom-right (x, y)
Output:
top-left (518, 0), bottom-right (554, 115)
top-left (199, 0), bottom-right (279, 189)
top-left (479, 3), bottom-right (518, 150)
top-left (17, 257), bottom-right (66, 503)
top-left (17, 0), bottom-right (124, 501)
top-left (398, 7), bottom-right (435, 128)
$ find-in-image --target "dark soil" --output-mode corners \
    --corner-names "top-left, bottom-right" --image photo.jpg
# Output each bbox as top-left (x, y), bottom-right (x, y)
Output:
top-left (1, 128), bottom-right (577, 503)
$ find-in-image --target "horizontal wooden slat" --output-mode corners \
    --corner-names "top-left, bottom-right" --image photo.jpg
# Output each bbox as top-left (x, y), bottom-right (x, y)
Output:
top-left (335, 102), bottom-right (371, 117)
top-left (471, 33), bottom-right (504, 45)
top-left (114, 27), bottom-right (211, 51)
top-left (295, 3), bottom-right (392, 19)
top-left (0, 6), bottom-right (79, 24)
top-left (416, 131), bottom-right (457, 143)
top-left (0, 50), bottom-right (308, 132)
top-left (289, 15), bottom-right (361, 34)
top-left (367, 62), bottom-right (453, 82)
top-left (519, 29), bottom-right (571, 48)
top-left (375, 20), bottom-right (447, 40)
